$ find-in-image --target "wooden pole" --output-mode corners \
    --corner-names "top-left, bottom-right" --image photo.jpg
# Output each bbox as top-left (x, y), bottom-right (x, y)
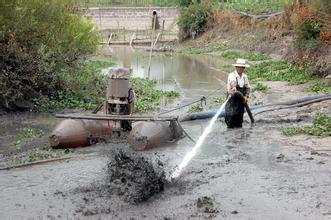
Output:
top-left (123, 27), bottom-right (126, 41)
top-left (147, 13), bottom-right (157, 79)
top-left (161, 19), bottom-right (165, 41)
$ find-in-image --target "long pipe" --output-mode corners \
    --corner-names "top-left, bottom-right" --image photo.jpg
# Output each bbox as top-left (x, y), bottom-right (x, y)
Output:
top-left (180, 94), bottom-right (331, 122)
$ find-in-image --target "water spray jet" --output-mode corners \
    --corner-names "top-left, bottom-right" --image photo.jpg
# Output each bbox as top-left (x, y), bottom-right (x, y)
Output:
top-left (168, 99), bottom-right (229, 181)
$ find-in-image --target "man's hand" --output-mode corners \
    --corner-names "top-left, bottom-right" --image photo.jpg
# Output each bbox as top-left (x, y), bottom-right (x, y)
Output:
top-left (230, 87), bottom-right (237, 93)
top-left (243, 96), bottom-right (249, 103)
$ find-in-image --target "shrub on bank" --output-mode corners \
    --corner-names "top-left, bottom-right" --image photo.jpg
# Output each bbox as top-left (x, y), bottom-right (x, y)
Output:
top-left (0, 0), bottom-right (99, 111)
top-left (291, 2), bottom-right (331, 76)
top-left (178, 0), bottom-right (216, 40)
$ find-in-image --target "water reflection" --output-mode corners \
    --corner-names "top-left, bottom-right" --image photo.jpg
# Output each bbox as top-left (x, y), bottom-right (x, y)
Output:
top-left (102, 46), bottom-right (230, 103)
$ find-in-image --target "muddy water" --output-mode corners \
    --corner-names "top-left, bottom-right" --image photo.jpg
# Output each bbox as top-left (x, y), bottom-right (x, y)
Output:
top-left (0, 47), bottom-right (330, 219)
top-left (103, 46), bottom-right (229, 105)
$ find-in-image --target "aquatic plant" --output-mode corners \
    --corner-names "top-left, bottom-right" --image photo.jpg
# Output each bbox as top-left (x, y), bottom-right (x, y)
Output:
top-left (283, 113), bottom-right (331, 137)
top-left (246, 61), bottom-right (312, 84)
top-left (178, 43), bottom-right (227, 55)
top-left (307, 80), bottom-right (331, 94)
top-left (221, 51), bottom-right (271, 61)
top-left (130, 78), bottom-right (180, 113)
top-left (188, 104), bottom-right (204, 113)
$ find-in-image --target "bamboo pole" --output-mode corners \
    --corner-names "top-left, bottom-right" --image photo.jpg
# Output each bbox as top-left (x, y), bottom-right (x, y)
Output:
top-left (147, 13), bottom-right (157, 79)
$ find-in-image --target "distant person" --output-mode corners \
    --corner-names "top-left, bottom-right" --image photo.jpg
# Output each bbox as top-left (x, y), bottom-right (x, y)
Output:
top-left (225, 58), bottom-right (251, 128)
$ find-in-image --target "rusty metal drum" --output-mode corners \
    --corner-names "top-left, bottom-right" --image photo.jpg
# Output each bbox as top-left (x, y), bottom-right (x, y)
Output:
top-left (49, 119), bottom-right (113, 148)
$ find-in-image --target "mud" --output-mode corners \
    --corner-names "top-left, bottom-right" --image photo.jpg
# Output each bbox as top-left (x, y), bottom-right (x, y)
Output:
top-left (107, 150), bottom-right (166, 204)
top-left (0, 46), bottom-right (330, 219)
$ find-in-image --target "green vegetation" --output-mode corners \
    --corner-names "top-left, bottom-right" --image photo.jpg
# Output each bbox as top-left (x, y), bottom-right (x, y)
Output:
top-left (252, 83), bottom-right (269, 93)
top-left (283, 113), bottom-right (331, 137)
top-left (178, 43), bottom-right (227, 55)
top-left (178, 0), bottom-right (216, 40)
top-left (221, 51), bottom-right (271, 61)
top-left (212, 97), bottom-right (226, 104)
top-left (0, 0), bottom-right (99, 111)
top-left (28, 145), bottom-right (73, 163)
top-left (20, 128), bottom-right (44, 139)
top-left (130, 78), bottom-right (179, 112)
top-left (246, 61), bottom-right (312, 84)
top-left (220, 0), bottom-right (292, 14)
top-left (188, 104), bottom-right (203, 113)
top-left (308, 80), bottom-right (331, 94)
top-left (32, 60), bottom-right (113, 111)
top-left (293, 3), bottom-right (330, 52)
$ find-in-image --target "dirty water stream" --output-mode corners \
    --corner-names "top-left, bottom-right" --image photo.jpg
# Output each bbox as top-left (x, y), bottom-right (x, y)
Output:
top-left (0, 46), bottom-right (330, 219)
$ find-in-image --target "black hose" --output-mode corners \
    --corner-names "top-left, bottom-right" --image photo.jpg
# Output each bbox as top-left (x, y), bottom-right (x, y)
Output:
top-left (254, 96), bottom-right (331, 116)
top-left (244, 103), bottom-right (255, 123)
top-left (177, 121), bottom-right (196, 144)
top-left (232, 91), bottom-right (255, 124)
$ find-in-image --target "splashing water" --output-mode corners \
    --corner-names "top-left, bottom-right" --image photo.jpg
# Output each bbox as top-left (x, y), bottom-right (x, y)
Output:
top-left (169, 98), bottom-right (229, 180)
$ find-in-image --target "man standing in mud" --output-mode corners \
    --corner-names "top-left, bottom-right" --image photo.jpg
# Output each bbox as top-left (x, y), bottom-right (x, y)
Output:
top-left (225, 58), bottom-right (251, 128)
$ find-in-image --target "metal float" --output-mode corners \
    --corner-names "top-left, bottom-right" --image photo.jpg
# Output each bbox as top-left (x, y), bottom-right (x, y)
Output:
top-left (49, 67), bottom-right (183, 149)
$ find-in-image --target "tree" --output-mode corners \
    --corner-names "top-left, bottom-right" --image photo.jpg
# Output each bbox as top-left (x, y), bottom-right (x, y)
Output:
top-left (0, 0), bottom-right (99, 110)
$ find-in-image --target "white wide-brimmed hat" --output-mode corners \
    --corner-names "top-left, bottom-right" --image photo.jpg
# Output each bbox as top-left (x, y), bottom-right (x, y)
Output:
top-left (232, 58), bottom-right (250, 68)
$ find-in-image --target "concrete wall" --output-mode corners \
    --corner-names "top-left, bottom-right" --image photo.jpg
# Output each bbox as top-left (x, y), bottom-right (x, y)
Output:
top-left (83, 7), bottom-right (178, 32)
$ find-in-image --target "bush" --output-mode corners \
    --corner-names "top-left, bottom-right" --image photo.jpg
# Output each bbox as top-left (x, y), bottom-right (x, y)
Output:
top-left (178, 0), bottom-right (216, 40)
top-left (32, 60), bottom-right (113, 111)
top-left (0, 0), bottom-right (99, 110)
top-left (177, 0), bottom-right (193, 7)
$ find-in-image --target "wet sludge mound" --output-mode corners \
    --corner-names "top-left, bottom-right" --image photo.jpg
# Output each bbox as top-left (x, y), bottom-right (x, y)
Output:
top-left (107, 150), bottom-right (166, 204)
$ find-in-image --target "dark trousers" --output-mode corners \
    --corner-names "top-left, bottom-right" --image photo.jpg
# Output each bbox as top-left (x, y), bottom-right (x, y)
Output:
top-left (225, 92), bottom-right (245, 128)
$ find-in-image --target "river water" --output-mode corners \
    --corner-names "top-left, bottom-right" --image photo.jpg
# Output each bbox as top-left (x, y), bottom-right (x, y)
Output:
top-left (0, 46), bottom-right (330, 219)
top-left (102, 46), bottom-right (229, 105)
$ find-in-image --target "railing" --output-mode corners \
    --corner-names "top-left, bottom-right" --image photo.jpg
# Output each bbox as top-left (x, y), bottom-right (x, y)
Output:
top-left (77, 0), bottom-right (296, 14)
top-left (99, 27), bottom-right (178, 44)
top-left (75, 0), bottom-right (177, 7)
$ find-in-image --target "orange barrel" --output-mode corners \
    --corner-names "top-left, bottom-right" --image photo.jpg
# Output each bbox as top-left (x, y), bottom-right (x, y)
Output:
top-left (49, 119), bottom-right (113, 149)
top-left (128, 121), bottom-right (175, 151)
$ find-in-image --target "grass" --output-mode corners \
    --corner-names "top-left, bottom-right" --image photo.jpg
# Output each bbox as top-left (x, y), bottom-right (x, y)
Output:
top-left (221, 50), bottom-right (271, 61)
top-left (252, 82), bottom-right (269, 93)
top-left (220, 0), bottom-right (293, 14)
top-left (283, 113), bottom-right (331, 137)
top-left (130, 78), bottom-right (179, 112)
top-left (307, 80), bottom-right (331, 94)
top-left (246, 61), bottom-right (312, 84)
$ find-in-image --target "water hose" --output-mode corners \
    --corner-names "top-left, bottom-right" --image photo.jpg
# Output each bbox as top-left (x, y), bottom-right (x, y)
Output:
top-left (254, 96), bottom-right (331, 116)
top-left (244, 103), bottom-right (255, 123)
top-left (180, 94), bottom-right (331, 122)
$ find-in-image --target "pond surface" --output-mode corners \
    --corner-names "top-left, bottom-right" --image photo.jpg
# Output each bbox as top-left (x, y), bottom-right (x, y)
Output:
top-left (102, 46), bottom-right (230, 105)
